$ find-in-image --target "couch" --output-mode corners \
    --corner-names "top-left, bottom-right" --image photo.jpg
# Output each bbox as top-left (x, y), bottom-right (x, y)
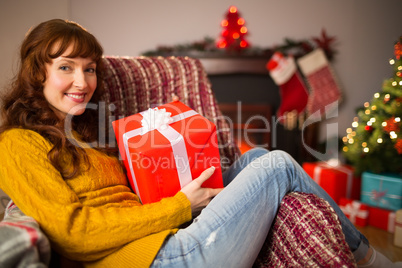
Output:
top-left (0, 55), bottom-right (356, 267)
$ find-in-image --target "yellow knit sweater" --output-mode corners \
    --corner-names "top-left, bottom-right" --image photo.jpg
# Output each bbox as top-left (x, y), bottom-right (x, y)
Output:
top-left (0, 128), bottom-right (192, 267)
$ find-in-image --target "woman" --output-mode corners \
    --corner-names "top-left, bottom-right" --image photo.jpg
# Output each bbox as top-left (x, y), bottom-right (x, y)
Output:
top-left (0, 19), bottom-right (397, 268)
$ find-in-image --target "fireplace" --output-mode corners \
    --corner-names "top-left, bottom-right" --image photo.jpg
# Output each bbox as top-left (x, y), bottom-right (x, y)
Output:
top-left (199, 56), bottom-right (319, 163)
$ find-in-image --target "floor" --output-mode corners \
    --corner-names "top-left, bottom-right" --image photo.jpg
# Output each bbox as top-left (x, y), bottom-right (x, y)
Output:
top-left (356, 225), bottom-right (402, 262)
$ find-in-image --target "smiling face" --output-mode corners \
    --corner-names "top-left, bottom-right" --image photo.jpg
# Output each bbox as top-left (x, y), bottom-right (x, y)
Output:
top-left (43, 45), bottom-right (97, 120)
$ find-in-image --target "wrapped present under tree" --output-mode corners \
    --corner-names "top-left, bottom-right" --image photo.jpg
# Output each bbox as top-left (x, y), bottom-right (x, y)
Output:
top-left (339, 198), bottom-right (369, 227)
top-left (302, 162), bottom-right (361, 204)
top-left (395, 209), bottom-right (402, 247)
top-left (361, 172), bottom-right (402, 211)
top-left (368, 206), bottom-right (396, 233)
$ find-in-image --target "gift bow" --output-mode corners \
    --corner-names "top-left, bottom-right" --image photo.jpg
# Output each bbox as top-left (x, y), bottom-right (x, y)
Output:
top-left (367, 190), bottom-right (392, 207)
top-left (372, 189), bottom-right (387, 202)
top-left (341, 201), bottom-right (368, 224)
top-left (141, 108), bottom-right (173, 132)
top-left (123, 107), bottom-right (198, 200)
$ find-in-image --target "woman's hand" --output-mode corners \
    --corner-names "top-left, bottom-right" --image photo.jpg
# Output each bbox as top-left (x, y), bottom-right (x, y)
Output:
top-left (180, 166), bottom-right (223, 216)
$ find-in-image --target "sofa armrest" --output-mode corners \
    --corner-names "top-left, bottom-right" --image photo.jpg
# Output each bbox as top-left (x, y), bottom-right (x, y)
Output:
top-left (254, 192), bottom-right (356, 267)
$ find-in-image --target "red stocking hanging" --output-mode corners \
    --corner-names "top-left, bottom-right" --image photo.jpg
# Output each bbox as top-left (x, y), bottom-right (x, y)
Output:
top-left (297, 48), bottom-right (342, 119)
top-left (267, 52), bottom-right (309, 127)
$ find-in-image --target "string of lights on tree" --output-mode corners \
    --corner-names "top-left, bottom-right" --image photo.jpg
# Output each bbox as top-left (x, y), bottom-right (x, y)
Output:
top-left (343, 37), bottom-right (402, 175)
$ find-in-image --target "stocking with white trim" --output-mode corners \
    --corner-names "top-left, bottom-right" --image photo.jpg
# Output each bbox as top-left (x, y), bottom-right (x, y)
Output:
top-left (297, 48), bottom-right (342, 119)
top-left (267, 52), bottom-right (309, 129)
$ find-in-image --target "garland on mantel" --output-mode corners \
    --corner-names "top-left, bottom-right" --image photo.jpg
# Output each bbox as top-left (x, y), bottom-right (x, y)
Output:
top-left (142, 29), bottom-right (337, 61)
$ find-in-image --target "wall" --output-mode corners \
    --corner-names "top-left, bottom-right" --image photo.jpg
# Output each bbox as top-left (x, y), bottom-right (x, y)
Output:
top-left (0, 0), bottom-right (400, 145)
top-left (0, 0), bottom-right (70, 94)
top-left (0, 0), bottom-right (70, 215)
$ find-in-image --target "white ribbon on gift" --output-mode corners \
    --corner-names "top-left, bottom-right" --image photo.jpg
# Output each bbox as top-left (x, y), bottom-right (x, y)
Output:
top-left (388, 211), bottom-right (396, 233)
top-left (340, 201), bottom-right (368, 224)
top-left (313, 161), bottom-right (354, 199)
top-left (122, 107), bottom-right (198, 201)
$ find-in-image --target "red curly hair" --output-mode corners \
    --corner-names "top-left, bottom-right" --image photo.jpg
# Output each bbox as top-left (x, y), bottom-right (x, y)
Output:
top-left (0, 19), bottom-right (113, 179)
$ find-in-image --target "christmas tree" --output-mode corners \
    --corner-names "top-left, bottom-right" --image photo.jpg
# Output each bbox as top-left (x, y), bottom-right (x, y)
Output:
top-left (216, 6), bottom-right (250, 51)
top-left (343, 37), bottom-right (402, 175)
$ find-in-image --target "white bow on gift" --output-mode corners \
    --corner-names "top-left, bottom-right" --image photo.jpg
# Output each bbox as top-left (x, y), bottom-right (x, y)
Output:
top-left (141, 108), bottom-right (173, 133)
top-left (122, 107), bottom-right (198, 201)
top-left (341, 201), bottom-right (368, 224)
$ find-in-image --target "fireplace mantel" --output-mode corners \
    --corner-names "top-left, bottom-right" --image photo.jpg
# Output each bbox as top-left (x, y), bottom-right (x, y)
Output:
top-left (198, 57), bottom-right (270, 75)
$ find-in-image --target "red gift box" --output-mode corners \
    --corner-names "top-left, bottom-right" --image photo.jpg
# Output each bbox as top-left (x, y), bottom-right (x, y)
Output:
top-left (339, 198), bottom-right (369, 227)
top-left (302, 162), bottom-right (361, 204)
top-left (113, 101), bottom-right (223, 204)
top-left (368, 206), bottom-right (396, 233)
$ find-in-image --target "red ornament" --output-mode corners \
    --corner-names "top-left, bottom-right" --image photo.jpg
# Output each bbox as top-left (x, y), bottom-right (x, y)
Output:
top-left (383, 117), bottom-right (400, 133)
top-left (395, 40), bottom-right (402, 60)
top-left (365, 125), bottom-right (373, 132)
top-left (395, 139), bottom-right (402, 154)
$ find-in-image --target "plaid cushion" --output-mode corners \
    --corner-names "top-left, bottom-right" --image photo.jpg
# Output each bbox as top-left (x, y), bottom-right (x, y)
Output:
top-left (0, 201), bottom-right (51, 268)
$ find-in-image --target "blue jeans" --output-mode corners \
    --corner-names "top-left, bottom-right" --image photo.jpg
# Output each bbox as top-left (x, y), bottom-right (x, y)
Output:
top-left (151, 148), bottom-right (369, 267)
